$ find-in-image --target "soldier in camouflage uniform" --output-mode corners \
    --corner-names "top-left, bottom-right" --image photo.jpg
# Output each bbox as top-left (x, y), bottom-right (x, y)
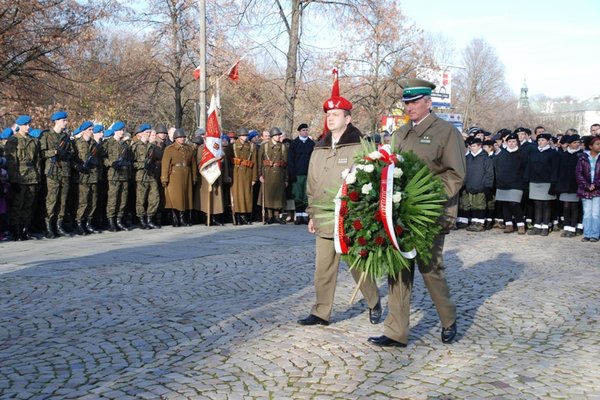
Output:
top-left (102, 121), bottom-right (132, 232)
top-left (40, 111), bottom-right (73, 238)
top-left (73, 121), bottom-right (102, 235)
top-left (5, 115), bottom-right (41, 241)
top-left (131, 124), bottom-right (160, 229)
top-left (257, 127), bottom-right (288, 224)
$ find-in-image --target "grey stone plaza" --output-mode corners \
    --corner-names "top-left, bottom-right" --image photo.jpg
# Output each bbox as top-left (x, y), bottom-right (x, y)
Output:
top-left (1, 224), bottom-right (599, 399)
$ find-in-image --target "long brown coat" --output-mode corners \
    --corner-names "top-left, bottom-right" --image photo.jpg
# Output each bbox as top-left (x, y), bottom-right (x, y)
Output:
top-left (231, 139), bottom-right (258, 212)
top-left (161, 142), bottom-right (197, 211)
top-left (193, 144), bottom-right (229, 214)
top-left (258, 140), bottom-right (287, 209)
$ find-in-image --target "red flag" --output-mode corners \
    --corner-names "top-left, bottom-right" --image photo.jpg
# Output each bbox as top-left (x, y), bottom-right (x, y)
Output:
top-left (228, 61), bottom-right (239, 81)
top-left (323, 68), bottom-right (340, 136)
top-left (199, 95), bottom-right (224, 186)
top-left (193, 66), bottom-right (201, 80)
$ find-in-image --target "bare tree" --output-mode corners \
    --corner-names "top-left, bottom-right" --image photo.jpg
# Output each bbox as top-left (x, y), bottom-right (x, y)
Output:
top-left (335, 0), bottom-right (433, 133)
top-left (453, 38), bottom-right (513, 130)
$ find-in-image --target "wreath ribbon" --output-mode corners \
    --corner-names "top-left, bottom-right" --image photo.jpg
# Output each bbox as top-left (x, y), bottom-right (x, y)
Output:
top-left (334, 181), bottom-right (349, 254)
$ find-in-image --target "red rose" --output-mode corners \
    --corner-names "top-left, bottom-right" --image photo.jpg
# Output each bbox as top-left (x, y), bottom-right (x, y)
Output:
top-left (395, 225), bottom-right (404, 236)
top-left (343, 235), bottom-right (352, 245)
top-left (352, 219), bottom-right (363, 230)
top-left (374, 211), bottom-right (382, 222)
top-left (340, 206), bottom-right (348, 217)
top-left (359, 249), bottom-right (369, 258)
top-left (357, 237), bottom-right (367, 246)
top-left (374, 236), bottom-right (385, 246)
top-left (348, 191), bottom-right (360, 202)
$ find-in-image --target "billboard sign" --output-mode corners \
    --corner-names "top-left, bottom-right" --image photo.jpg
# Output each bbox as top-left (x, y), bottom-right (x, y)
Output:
top-left (418, 68), bottom-right (452, 108)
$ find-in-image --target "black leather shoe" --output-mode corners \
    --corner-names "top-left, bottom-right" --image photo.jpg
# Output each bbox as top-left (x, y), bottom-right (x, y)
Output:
top-left (369, 300), bottom-right (382, 324)
top-left (367, 335), bottom-right (406, 348)
top-left (441, 322), bottom-right (457, 344)
top-left (297, 314), bottom-right (329, 326)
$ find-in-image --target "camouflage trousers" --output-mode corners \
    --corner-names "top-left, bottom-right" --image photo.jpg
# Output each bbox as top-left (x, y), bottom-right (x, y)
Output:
top-left (106, 180), bottom-right (129, 218)
top-left (135, 179), bottom-right (160, 217)
top-left (10, 184), bottom-right (37, 226)
top-left (46, 175), bottom-right (70, 219)
top-left (76, 183), bottom-right (98, 220)
top-left (459, 191), bottom-right (487, 211)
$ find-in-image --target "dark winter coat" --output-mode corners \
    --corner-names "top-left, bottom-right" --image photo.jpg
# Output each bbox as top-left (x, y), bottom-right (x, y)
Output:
top-left (555, 149), bottom-right (582, 194)
top-left (287, 136), bottom-right (315, 180)
top-left (493, 147), bottom-right (527, 191)
top-left (464, 150), bottom-right (494, 193)
top-left (524, 147), bottom-right (559, 184)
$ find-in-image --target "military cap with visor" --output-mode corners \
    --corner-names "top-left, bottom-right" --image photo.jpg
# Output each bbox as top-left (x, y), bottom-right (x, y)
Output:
top-left (400, 78), bottom-right (436, 102)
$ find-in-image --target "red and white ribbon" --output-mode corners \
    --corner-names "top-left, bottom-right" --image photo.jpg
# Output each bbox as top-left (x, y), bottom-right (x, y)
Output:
top-left (334, 181), bottom-right (349, 254)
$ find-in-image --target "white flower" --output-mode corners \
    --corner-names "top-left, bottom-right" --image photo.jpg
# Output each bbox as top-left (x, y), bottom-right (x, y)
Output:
top-left (341, 168), bottom-right (350, 179)
top-left (361, 182), bottom-right (373, 194)
top-left (355, 164), bottom-right (364, 171)
top-left (393, 191), bottom-right (402, 203)
top-left (345, 172), bottom-right (357, 185)
top-left (368, 151), bottom-right (382, 160)
top-left (363, 164), bottom-right (375, 173)
top-left (393, 168), bottom-right (403, 178)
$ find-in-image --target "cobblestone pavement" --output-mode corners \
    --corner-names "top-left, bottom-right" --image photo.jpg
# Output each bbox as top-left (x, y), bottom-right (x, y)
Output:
top-left (1, 224), bottom-right (599, 400)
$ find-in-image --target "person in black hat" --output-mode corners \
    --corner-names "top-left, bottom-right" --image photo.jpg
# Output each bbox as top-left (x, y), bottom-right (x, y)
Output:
top-left (555, 134), bottom-right (583, 237)
top-left (458, 137), bottom-right (494, 232)
top-left (493, 132), bottom-right (528, 234)
top-left (287, 123), bottom-right (314, 225)
top-left (524, 132), bottom-right (559, 236)
top-left (369, 78), bottom-right (465, 348)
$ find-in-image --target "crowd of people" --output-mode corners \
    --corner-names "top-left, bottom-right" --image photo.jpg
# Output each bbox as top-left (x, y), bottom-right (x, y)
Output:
top-left (0, 113), bottom-right (317, 241)
top-left (452, 123), bottom-right (600, 242)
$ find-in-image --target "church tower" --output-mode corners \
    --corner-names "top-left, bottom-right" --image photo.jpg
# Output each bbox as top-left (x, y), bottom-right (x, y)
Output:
top-left (518, 78), bottom-right (529, 109)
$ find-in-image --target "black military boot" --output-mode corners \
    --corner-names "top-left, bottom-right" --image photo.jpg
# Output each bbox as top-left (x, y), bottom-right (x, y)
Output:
top-left (21, 226), bottom-right (33, 240)
top-left (108, 218), bottom-right (117, 232)
top-left (179, 211), bottom-right (191, 227)
top-left (76, 220), bottom-right (88, 235)
top-left (84, 218), bottom-right (99, 234)
top-left (116, 216), bottom-right (130, 231)
top-left (56, 219), bottom-right (69, 237)
top-left (45, 219), bottom-right (56, 239)
top-left (13, 225), bottom-right (22, 241)
top-left (172, 210), bottom-right (180, 227)
top-left (147, 215), bottom-right (160, 229)
top-left (139, 215), bottom-right (149, 230)
top-left (239, 214), bottom-right (249, 225)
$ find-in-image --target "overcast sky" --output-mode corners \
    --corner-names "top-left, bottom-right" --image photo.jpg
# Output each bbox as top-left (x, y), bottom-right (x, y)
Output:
top-left (401, 0), bottom-right (600, 101)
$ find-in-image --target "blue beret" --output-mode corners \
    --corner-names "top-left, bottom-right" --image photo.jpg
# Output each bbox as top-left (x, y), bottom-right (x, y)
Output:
top-left (103, 128), bottom-right (114, 137)
top-left (136, 123), bottom-right (151, 133)
top-left (79, 120), bottom-right (93, 131)
top-left (112, 121), bottom-right (125, 131)
top-left (16, 115), bottom-right (32, 125)
top-left (73, 127), bottom-right (82, 136)
top-left (220, 134), bottom-right (229, 141)
top-left (93, 124), bottom-right (104, 133)
top-left (50, 111), bottom-right (68, 121)
top-left (1, 127), bottom-right (14, 139)
top-left (247, 131), bottom-right (258, 141)
top-left (29, 128), bottom-right (46, 139)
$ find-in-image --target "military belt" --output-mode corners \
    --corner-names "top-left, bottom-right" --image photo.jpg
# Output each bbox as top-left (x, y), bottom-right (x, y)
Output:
top-left (233, 158), bottom-right (255, 168)
top-left (262, 160), bottom-right (286, 168)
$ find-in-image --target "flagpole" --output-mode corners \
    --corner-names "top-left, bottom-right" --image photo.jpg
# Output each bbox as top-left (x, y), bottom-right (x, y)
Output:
top-left (198, 0), bottom-right (207, 130)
